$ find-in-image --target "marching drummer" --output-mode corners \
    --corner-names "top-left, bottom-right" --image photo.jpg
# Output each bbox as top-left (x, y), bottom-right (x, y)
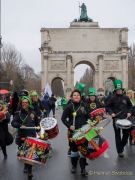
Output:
top-left (87, 87), bottom-right (103, 116)
top-left (106, 80), bottom-right (132, 158)
top-left (11, 96), bottom-right (39, 178)
top-left (61, 89), bottom-right (90, 176)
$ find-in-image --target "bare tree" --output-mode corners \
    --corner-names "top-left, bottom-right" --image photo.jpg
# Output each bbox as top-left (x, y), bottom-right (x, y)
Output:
top-left (1, 43), bottom-right (41, 92)
top-left (21, 64), bottom-right (41, 92)
top-left (1, 43), bottom-right (24, 90)
top-left (79, 67), bottom-right (94, 94)
top-left (128, 43), bottom-right (135, 90)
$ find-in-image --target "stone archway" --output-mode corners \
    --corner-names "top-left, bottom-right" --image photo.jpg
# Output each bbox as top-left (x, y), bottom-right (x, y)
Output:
top-left (40, 21), bottom-right (129, 94)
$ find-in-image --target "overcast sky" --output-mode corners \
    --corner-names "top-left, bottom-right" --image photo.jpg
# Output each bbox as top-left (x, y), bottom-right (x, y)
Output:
top-left (1, 0), bottom-right (135, 82)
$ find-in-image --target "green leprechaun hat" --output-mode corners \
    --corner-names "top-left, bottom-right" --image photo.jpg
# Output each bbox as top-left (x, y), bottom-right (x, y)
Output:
top-left (75, 82), bottom-right (86, 92)
top-left (88, 87), bottom-right (96, 96)
top-left (113, 79), bottom-right (123, 90)
top-left (82, 92), bottom-right (86, 97)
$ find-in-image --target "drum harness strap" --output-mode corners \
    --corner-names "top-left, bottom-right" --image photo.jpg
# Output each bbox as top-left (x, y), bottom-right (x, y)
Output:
top-left (19, 111), bottom-right (29, 125)
top-left (16, 111), bottom-right (29, 132)
top-left (72, 103), bottom-right (81, 126)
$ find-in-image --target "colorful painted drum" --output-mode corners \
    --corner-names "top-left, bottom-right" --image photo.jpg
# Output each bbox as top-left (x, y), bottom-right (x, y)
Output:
top-left (72, 124), bottom-right (109, 160)
top-left (40, 117), bottom-right (59, 139)
top-left (18, 137), bottom-right (52, 165)
top-left (90, 108), bottom-right (106, 124)
top-left (77, 134), bottom-right (109, 160)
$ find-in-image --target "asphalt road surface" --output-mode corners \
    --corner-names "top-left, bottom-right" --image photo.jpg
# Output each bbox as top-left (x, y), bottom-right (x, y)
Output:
top-left (0, 108), bottom-right (135, 180)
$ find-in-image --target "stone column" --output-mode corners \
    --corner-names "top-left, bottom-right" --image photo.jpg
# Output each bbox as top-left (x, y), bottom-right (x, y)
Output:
top-left (41, 52), bottom-right (45, 90)
top-left (43, 54), bottom-right (48, 88)
top-left (98, 55), bottom-right (104, 89)
top-left (94, 71), bottom-right (98, 90)
top-left (122, 55), bottom-right (128, 88)
top-left (66, 55), bottom-right (72, 89)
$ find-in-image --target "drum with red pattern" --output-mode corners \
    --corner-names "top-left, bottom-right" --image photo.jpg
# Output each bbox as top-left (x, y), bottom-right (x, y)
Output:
top-left (18, 137), bottom-right (51, 165)
top-left (40, 117), bottom-right (59, 139)
top-left (72, 124), bottom-right (109, 160)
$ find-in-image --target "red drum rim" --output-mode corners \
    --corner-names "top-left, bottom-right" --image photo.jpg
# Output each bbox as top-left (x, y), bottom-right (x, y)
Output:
top-left (86, 140), bottom-right (109, 160)
top-left (20, 157), bottom-right (46, 165)
top-left (26, 137), bottom-right (50, 144)
top-left (90, 108), bottom-right (105, 117)
top-left (131, 130), bottom-right (135, 135)
top-left (25, 137), bottom-right (50, 147)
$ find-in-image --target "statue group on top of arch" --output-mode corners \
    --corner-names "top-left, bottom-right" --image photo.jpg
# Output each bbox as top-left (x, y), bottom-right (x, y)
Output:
top-left (73, 3), bottom-right (93, 22)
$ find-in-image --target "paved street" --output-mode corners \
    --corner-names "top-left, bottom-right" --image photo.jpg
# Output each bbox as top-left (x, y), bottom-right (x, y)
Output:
top-left (0, 108), bottom-right (135, 180)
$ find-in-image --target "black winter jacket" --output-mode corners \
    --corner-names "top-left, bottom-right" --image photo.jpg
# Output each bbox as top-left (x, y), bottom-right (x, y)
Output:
top-left (11, 108), bottom-right (39, 138)
top-left (105, 94), bottom-right (132, 119)
top-left (61, 101), bottom-right (90, 130)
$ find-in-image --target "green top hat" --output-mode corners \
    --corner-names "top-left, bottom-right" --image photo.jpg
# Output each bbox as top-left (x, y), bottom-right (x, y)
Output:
top-left (113, 79), bottom-right (123, 90)
top-left (30, 91), bottom-right (38, 96)
top-left (75, 82), bottom-right (86, 92)
top-left (89, 87), bottom-right (96, 96)
top-left (82, 92), bottom-right (86, 97)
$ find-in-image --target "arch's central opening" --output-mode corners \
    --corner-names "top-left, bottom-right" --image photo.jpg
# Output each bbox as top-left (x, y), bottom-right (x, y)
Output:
top-left (51, 77), bottom-right (64, 97)
top-left (74, 61), bottom-right (95, 94)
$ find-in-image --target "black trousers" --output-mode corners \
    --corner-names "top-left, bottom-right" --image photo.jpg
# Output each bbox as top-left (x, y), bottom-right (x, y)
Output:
top-left (113, 123), bottom-right (130, 153)
top-left (69, 140), bottom-right (87, 169)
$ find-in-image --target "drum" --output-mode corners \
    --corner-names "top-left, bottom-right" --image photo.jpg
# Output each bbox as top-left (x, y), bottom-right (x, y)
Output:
top-left (72, 124), bottom-right (94, 145)
top-left (77, 134), bottom-right (109, 160)
top-left (72, 122), bottom-right (109, 160)
top-left (18, 137), bottom-right (52, 165)
top-left (131, 130), bottom-right (135, 143)
top-left (0, 111), bottom-right (6, 121)
top-left (40, 117), bottom-right (59, 139)
top-left (115, 119), bottom-right (132, 129)
top-left (90, 108), bottom-right (106, 124)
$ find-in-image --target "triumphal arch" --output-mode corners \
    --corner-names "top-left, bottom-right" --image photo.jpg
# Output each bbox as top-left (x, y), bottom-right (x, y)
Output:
top-left (40, 4), bottom-right (128, 94)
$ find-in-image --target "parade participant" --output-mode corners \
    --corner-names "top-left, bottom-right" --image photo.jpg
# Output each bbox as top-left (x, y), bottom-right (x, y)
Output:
top-left (61, 89), bottom-right (90, 176)
top-left (126, 90), bottom-right (135, 106)
top-left (0, 101), bottom-right (11, 159)
top-left (30, 90), bottom-right (44, 121)
top-left (87, 87), bottom-right (103, 115)
top-left (42, 93), bottom-right (50, 117)
top-left (106, 80), bottom-right (132, 157)
top-left (97, 93), bottom-right (105, 107)
top-left (11, 96), bottom-right (39, 178)
top-left (126, 90), bottom-right (135, 144)
top-left (61, 96), bottom-right (68, 111)
top-left (10, 91), bottom-right (19, 116)
top-left (48, 94), bottom-right (57, 117)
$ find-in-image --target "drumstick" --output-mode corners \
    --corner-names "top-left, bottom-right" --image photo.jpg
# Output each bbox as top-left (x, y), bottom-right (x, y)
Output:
top-left (114, 111), bottom-right (123, 117)
top-left (20, 126), bottom-right (40, 130)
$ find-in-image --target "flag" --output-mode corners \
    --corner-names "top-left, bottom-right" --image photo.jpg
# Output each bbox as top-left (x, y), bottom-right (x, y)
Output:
top-left (44, 83), bottom-right (52, 97)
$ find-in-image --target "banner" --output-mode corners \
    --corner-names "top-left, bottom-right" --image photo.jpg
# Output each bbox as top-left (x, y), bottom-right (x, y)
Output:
top-left (44, 83), bottom-right (52, 97)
